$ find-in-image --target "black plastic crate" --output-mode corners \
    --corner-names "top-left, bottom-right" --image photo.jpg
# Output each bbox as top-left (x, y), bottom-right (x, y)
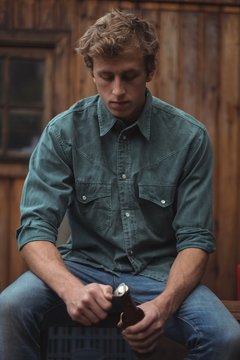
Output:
top-left (47, 326), bottom-right (137, 360)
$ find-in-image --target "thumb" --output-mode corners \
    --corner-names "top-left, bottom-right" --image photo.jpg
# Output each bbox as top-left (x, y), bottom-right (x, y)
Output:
top-left (102, 285), bottom-right (113, 300)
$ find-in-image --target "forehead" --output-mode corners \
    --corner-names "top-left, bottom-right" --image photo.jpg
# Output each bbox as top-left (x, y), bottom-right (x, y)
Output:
top-left (92, 50), bottom-right (145, 73)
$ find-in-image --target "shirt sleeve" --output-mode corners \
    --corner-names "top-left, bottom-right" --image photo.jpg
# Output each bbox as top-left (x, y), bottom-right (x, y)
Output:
top-left (16, 122), bottom-right (73, 250)
top-left (173, 127), bottom-right (216, 253)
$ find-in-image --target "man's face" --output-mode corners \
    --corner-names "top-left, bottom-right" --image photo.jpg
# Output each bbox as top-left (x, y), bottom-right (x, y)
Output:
top-left (92, 50), bottom-right (154, 125)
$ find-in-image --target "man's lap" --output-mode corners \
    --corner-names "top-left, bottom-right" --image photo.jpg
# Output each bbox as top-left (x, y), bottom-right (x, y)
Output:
top-left (1, 260), bottom-right (239, 345)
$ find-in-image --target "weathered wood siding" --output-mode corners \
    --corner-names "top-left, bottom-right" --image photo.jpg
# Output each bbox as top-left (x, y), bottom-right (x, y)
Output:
top-left (0, 0), bottom-right (240, 301)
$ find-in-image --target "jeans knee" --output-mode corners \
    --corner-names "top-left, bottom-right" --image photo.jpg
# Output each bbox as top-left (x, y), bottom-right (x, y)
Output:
top-left (0, 284), bottom-right (43, 359)
top-left (211, 324), bottom-right (240, 359)
top-left (224, 327), bottom-right (240, 357)
top-left (0, 292), bottom-right (23, 325)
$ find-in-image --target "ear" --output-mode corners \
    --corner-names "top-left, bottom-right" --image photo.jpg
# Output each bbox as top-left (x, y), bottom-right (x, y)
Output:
top-left (91, 70), bottom-right (96, 83)
top-left (146, 71), bottom-right (154, 82)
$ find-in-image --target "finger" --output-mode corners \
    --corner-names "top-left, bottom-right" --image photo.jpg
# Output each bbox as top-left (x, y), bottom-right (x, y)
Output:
top-left (77, 291), bottom-right (111, 323)
top-left (68, 298), bottom-right (107, 324)
top-left (123, 316), bottom-right (153, 336)
top-left (69, 307), bottom-right (93, 325)
top-left (81, 285), bottom-right (111, 313)
top-left (71, 302), bottom-right (106, 324)
top-left (102, 285), bottom-right (113, 300)
top-left (132, 341), bottom-right (158, 355)
top-left (83, 305), bottom-right (106, 323)
top-left (122, 322), bottom-right (162, 343)
top-left (125, 305), bottom-right (159, 335)
top-left (124, 330), bottom-right (162, 351)
top-left (94, 286), bottom-right (113, 311)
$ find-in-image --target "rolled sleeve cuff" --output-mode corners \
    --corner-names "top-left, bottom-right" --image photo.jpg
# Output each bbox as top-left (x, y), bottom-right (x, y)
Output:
top-left (16, 221), bottom-right (57, 250)
top-left (176, 227), bottom-right (216, 253)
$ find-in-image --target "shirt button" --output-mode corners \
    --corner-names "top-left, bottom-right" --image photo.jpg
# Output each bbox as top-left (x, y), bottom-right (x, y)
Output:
top-left (122, 135), bottom-right (127, 140)
top-left (128, 249), bottom-right (133, 256)
top-left (161, 200), bottom-right (166, 204)
top-left (82, 195), bottom-right (87, 201)
top-left (122, 174), bottom-right (127, 180)
top-left (125, 212), bottom-right (130, 217)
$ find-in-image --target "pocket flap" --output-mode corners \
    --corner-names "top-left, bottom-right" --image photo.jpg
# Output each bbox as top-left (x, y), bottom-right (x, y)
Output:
top-left (139, 185), bottom-right (175, 207)
top-left (76, 182), bottom-right (111, 204)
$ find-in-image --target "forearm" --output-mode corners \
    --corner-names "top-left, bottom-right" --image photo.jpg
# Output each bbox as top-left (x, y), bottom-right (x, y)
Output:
top-left (21, 240), bottom-right (113, 325)
top-left (21, 241), bottom-right (84, 301)
top-left (154, 248), bottom-right (209, 317)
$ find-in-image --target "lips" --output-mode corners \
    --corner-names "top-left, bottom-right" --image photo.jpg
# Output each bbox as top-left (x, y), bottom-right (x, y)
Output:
top-left (109, 101), bottom-right (129, 110)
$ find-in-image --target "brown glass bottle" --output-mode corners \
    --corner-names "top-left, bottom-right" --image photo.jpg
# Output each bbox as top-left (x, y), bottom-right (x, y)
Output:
top-left (114, 283), bottom-right (154, 359)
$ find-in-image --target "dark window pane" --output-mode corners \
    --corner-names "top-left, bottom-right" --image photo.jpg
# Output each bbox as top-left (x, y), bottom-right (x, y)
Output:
top-left (8, 112), bottom-right (41, 153)
top-left (9, 59), bottom-right (44, 104)
top-left (0, 58), bottom-right (3, 104)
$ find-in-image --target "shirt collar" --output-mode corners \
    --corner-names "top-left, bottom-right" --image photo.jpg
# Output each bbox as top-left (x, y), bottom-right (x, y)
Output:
top-left (97, 97), bottom-right (117, 136)
top-left (136, 89), bottom-right (152, 141)
top-left (97, 89), bottom-right (152, 140)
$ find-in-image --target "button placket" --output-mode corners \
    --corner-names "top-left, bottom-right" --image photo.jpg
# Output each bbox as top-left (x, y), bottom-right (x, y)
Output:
top-left (117, 130), bottom-right (138, 269)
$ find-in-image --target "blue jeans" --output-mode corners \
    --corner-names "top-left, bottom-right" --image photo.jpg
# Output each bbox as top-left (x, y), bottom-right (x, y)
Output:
top-left (1, 261), bottom-right (240, 360)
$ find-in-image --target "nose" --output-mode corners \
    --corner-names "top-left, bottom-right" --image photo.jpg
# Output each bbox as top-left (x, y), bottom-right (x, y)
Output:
top-left (112, 77), bottom-right (126, 97)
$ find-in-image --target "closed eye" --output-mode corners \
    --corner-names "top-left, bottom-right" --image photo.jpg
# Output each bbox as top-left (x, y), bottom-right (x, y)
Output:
top-left (122, 74), bottom-right (137, 81)
top-left (99, 72), bottom-right (114, 81)
top-left (98, 71), bottom-right (140, 82)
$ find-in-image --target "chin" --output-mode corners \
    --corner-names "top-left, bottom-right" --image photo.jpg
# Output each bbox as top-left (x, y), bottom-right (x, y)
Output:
top-left (113, 111), bottom-right (129, 119)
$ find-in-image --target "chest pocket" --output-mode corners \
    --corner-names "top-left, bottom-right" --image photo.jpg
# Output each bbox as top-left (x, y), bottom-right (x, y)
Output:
top-left (76, 182), bottom-right (112, 232)
top-left (139, 185), bottom-right (175, 207)
top-left (138, 184), bottom-right (176, 235)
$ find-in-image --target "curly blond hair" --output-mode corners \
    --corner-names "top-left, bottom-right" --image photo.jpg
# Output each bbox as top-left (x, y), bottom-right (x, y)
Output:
top-left (76, 9), bottom-right (159, 75)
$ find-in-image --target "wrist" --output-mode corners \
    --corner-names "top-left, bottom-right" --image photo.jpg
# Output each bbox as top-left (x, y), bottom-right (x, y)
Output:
top-left (153, 290), bottom-right (178, 319)
top-left (57, 273), bottom-right (85, 301)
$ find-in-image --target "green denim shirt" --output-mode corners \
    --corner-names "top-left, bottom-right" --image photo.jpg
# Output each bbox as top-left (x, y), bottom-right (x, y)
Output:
top-left (17, 90), bottom-right (215, 281)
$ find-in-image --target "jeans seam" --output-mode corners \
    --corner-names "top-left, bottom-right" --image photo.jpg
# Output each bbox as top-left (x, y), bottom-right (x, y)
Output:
top-left (176, 314), bottom-right (203, 354)
top-left (40, 299), bottom-right (65, 330)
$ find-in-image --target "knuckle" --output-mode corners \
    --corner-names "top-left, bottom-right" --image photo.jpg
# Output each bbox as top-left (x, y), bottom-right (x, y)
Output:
top-left (91, 317), bottom-right (100, 324)
top-left (99, 311), bottom-right (107, 320)
top-left (136, 332), bottom-right (145, 340)
top-left (70, 310), bottom-right (80, 321)
top-left (86, 284), bottom-right (98, 296)
top-left (81, 296), bottom-right (89, 306)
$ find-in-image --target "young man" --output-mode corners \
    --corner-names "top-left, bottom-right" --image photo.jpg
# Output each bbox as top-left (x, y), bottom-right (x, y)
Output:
top-left (0, 9), bottom-right (240, 360)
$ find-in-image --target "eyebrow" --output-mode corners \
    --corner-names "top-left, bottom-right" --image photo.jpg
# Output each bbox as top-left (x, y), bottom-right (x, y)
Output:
top-left (97, 69), bottom-right (140, 76)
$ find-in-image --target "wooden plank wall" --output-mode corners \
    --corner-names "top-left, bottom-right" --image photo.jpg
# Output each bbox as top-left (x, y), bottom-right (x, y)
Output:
top-left (0, 0), bottom-right (240, 301)
top-left (0, 175), bottom-right (27, 290)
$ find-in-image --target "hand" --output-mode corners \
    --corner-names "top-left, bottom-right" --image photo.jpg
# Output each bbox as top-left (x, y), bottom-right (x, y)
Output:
top-left (122, 300), bottom-right (167, 354)
top-left (65, 283), bottom-right (113, 325)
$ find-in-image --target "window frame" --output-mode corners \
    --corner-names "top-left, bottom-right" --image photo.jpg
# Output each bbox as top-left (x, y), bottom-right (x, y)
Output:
top-left (0, 30), bottom-right (70, 165)
top-left (0, 47), bottom-right (53, 159)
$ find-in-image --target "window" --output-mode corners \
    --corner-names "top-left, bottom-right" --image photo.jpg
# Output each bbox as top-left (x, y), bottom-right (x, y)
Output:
top-left (0, 48), bottom-right (52, 160)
